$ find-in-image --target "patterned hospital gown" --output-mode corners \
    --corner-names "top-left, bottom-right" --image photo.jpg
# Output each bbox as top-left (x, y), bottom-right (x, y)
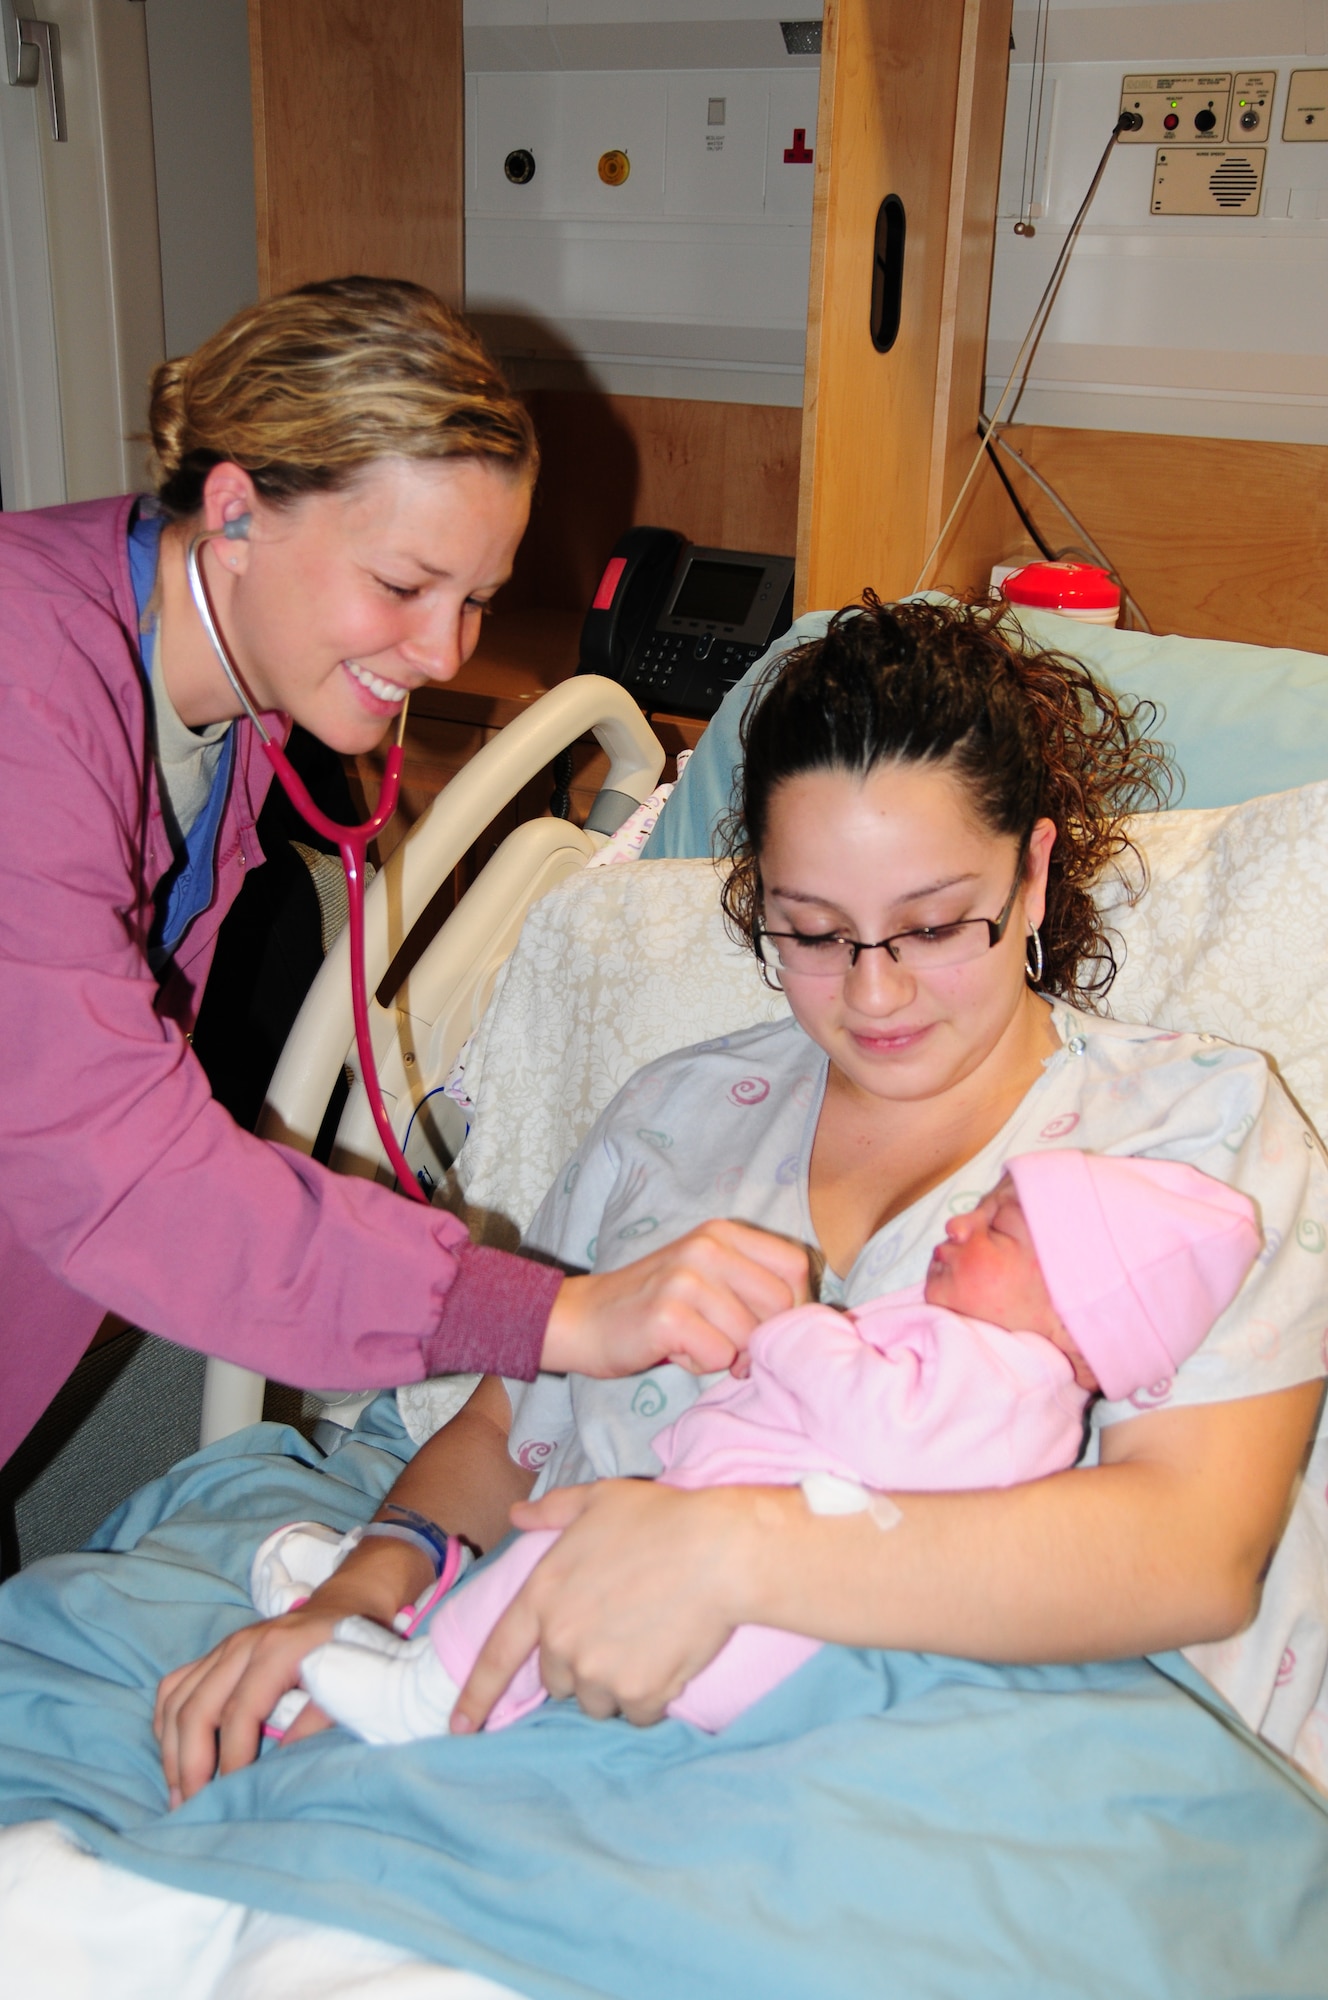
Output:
top-left (504, 1005), bottom-right (1328, 1786)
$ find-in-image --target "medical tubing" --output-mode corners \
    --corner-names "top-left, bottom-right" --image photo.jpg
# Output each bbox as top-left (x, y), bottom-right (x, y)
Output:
top-left (912, 112), bottom-right (1131, 595)
top-left (980, 428), bottom-right (1152, 632)
top-left (260, 737), bottom-right (429, 1204)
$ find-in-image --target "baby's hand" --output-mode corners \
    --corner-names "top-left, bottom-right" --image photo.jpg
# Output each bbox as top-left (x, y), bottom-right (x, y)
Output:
top-left (729, 1350), bottom-right (753, 1381)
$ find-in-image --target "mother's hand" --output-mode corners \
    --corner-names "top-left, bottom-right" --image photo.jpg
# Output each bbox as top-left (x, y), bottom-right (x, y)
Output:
top-left (452, 1478), bottom-right (772, 1731)
top-left (155, 1530), bottom-right (436, 1803)
top-left (154, 1606), bottom-right (339, 1806)
top-left (540, 1219), bottom-right (810, 1379)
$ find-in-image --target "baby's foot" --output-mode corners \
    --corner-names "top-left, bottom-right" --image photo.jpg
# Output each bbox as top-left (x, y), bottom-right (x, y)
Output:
top-left (301, 1618), bottom-right (462, 1746)
top-left (250, 1521), bottom-right (362, 1617)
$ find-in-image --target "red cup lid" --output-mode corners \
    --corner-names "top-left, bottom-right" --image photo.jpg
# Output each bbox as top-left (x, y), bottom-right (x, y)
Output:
top-left (1001, 561), bottom-right (1121, 611)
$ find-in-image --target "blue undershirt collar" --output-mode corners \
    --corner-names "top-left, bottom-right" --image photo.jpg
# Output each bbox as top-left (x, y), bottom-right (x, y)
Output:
top-left (127, 505), bottom-right (237, 968)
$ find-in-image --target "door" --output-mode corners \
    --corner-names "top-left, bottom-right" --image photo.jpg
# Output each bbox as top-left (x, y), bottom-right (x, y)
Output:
top-left (0, 0), bottom-right (164, 509)
top-left (0, 5), bottom-right (62, 508)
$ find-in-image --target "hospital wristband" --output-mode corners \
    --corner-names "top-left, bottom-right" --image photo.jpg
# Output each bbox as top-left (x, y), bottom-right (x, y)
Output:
top-left (360, 1519), bottom-right (449, 1580)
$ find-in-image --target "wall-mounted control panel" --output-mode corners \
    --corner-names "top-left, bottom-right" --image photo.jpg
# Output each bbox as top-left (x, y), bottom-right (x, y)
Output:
top-left (1150, 147), bottom-right (1265, 215)
top-left (1283, 70), bottom-right (1328, 142)
top-left (992, 49), bottom-right (1326, 443)
top-left (1118, 70), bottom-right (1276, 218)
top-left (1119, 73), bottom-right (1233, 144)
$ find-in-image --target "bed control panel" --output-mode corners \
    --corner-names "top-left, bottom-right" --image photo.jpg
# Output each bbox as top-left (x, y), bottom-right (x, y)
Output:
top-left (579, 528), bottom-right (796, 720)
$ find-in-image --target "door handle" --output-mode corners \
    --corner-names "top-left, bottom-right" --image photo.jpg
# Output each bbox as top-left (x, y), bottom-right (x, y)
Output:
top-left (3, 0), bottom-right (66, 142)
top-left (869, 194), bottom-right (905, 353)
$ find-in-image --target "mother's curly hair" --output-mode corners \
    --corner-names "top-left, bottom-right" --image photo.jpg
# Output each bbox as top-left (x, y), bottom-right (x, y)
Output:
top-left (720, 593), bottom-right (1172, 1007)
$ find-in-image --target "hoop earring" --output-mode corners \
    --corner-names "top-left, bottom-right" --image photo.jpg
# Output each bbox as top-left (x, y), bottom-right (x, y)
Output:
top-left (1025, 928), bottom-right (1044, 988)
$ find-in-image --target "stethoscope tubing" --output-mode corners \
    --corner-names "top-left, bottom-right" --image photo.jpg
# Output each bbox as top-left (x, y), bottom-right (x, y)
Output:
top-left (185, 529), bottom-right (428, 1204)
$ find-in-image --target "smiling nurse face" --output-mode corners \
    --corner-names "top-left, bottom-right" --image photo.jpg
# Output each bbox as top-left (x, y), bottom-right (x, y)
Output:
top-left (168, 454), bottom-right (531, 755)
top-left (757, 757), bottom-right (1057, 1109)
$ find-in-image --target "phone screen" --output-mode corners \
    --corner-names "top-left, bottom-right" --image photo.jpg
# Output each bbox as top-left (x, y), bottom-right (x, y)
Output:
top-left (670, 559), bottom-right (762, 626)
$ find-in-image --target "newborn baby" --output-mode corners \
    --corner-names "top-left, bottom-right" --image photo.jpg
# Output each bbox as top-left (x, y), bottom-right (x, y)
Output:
top-left (280, 1150), bottom-right (1259, 1739)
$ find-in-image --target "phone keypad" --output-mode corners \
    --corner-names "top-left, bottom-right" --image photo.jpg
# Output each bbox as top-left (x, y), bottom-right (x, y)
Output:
top-left (625, 633), bottom-right (772, 719)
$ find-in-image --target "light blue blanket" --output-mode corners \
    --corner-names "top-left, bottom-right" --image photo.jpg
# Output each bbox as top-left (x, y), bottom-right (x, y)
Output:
top-left (2, 1399), bottom-right (1327, 1999)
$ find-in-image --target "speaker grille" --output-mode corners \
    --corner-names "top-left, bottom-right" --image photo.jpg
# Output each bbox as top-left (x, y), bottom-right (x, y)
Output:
top-left (1208, 156), bottom-right (1260, 208)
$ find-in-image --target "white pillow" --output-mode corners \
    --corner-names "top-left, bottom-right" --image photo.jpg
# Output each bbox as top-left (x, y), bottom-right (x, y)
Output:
top-left (1105, 779), bottom-right (1328, 1138)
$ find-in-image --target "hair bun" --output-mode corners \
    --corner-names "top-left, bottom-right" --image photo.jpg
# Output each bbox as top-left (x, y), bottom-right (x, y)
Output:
top-left (147, 356), bottom-right (190, 484)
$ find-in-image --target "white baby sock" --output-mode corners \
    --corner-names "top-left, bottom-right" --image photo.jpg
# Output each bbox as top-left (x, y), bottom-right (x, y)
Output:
top-left (300, 1617), bottom-right (463, 1746)
top-left (251, 1521), bottom-right (363, 1618)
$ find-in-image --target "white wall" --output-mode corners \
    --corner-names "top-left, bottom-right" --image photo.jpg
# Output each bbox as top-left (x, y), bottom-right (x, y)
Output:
top-left (142, 0), bottom-right (257, 359)
top-left (988, 0), bottom-right (1328, 443)
top-left (464, 3), bottom-right (821, 403)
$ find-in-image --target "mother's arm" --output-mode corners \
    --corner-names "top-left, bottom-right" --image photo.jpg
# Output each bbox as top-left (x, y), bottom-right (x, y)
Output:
top-left (453, 1381), bottom-right (1322, 1728)
top-left (156, 1373), bottom-right (532, 1802)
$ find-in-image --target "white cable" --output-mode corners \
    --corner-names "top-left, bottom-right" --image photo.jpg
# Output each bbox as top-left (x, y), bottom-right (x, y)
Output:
top-left (912, 115), bottom-right (1130, 596)
top-left (983, 429), bottom-right (1153, 632)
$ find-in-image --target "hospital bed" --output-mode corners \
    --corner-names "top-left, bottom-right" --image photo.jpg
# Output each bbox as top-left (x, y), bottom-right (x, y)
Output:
top-left (200, 674), bottom-right (666, 1446)
top-left (7, 617), bottom-right (1328, 1997)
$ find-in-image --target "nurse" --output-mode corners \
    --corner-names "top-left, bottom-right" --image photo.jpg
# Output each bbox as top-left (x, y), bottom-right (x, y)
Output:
top-left (0, 276), bottom-right (806, 1468)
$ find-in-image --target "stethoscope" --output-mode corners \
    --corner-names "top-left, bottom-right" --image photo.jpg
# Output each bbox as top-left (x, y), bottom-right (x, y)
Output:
top-left (185, 519), bottom-right (430, 1204)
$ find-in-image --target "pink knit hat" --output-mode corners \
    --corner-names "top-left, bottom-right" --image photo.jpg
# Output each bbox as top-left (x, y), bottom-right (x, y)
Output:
top-left (1003, 1151), bottom-right (1261, 1401)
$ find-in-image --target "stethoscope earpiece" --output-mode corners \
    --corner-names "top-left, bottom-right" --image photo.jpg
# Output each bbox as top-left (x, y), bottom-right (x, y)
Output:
top-left (222, 513), bottom-right (252, 541)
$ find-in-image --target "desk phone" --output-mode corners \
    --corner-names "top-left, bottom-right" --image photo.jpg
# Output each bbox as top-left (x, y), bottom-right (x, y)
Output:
top-left (579, 527), bottom-right (796, 719)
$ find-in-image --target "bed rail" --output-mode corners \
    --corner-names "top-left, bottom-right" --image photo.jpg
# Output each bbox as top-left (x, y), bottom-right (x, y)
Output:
top-left (199, 675), bottom-right (664, 1446)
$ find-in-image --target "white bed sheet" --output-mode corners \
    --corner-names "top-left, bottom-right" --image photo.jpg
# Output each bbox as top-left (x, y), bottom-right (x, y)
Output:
top-left (0, 1822), bottom-right (525, 2000)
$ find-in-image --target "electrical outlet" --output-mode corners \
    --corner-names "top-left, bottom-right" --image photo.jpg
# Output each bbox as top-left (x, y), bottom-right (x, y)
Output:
top-left (1150, 147), bottom-right (1264, 215)
top-left (1119, 73), bottom-right (1232, 144)
top-left (1283, 69), bottom-right (1328, 141)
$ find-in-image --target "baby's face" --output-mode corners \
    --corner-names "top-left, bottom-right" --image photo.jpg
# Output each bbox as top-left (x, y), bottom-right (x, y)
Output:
top-left (924, 1177), bottom-right (1100, 1391)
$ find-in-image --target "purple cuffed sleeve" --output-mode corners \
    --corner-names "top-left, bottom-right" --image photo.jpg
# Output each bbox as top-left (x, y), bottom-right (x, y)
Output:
top-left (426, 1243), bottom-right (564, 1383)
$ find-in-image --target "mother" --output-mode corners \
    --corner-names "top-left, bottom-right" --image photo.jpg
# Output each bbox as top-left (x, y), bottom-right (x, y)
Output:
top-left (160, 595), bottom-right (1328, 1789)
top-left (0, 276), bottom-right (806, 1472)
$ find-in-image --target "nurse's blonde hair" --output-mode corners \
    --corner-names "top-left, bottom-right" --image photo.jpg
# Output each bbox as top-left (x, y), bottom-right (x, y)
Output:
top-left (148, 276), bottom-right (537, 516)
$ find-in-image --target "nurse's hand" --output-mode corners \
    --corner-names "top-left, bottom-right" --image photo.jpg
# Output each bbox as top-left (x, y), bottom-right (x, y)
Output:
top-left (451, 1478), bottom-right (770, 1732)
top-left (540, 1220), bottom-right (810, 1379)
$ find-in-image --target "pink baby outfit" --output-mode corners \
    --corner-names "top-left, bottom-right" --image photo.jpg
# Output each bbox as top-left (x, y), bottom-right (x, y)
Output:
top-left (0, 498), bottom-right (559, 1464)
top-left (430, 1152), bottom-right (1259, 1732)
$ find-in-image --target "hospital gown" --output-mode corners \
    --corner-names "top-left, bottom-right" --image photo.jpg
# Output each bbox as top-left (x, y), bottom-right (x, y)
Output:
top-left (499, 1004), bottom-right (1328, 1784)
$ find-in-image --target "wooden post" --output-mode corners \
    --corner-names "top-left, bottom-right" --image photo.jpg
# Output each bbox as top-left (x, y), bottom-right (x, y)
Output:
top-left (248, 0), bottom-right (463, 302)
top-left (797, 0), bottom-right (1014, 613)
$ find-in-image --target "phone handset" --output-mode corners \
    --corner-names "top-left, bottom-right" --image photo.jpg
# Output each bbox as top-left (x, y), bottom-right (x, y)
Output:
top-left (579, 526), bottom-right (685, 681)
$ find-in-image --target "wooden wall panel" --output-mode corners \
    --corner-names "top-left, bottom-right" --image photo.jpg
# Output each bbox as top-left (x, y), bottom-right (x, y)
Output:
top-left (248, 0), bottom-right (463, 301)
top-left (797, 0), bottom-right (1013, 613)
top-left (505, 390), bottom-right (802, 614)
top-left (988, 427), bottom-right (1328, 653)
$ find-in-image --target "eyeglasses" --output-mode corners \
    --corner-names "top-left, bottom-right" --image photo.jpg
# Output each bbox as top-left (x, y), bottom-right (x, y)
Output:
top-left (755, 863), bottom-right (1025, 981)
